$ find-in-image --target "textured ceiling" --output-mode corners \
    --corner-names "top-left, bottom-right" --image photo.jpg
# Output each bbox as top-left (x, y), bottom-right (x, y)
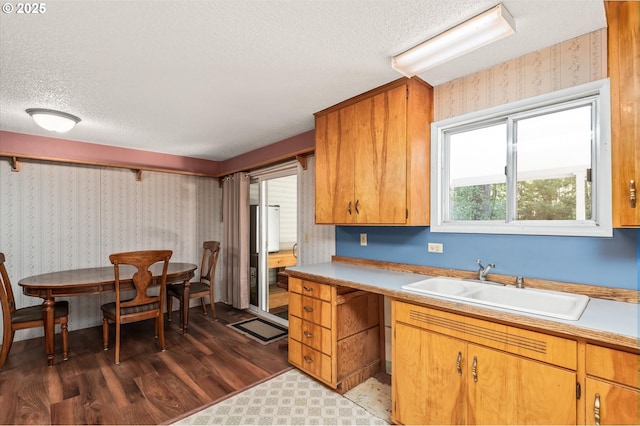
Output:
top-left (0, 1), bottom-right (605, 161)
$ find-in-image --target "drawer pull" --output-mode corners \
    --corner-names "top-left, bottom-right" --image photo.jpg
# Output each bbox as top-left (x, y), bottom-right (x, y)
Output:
top-left (303, 331), bottom-right (313, 338)
top-left (594, 393), bottom-right (601, 426)
top-left (472, 356), bottom-right (478, 382)
top-left (303, 286), bottom-right (313, 292)
top-left (303, 306), bottom-right (314, 313)
top-left (303, 356), bottom-right (314, 364)
top-left (456, 352), bottom-right (462, 376)
top-left (630, 180), bottom-right (636, 208)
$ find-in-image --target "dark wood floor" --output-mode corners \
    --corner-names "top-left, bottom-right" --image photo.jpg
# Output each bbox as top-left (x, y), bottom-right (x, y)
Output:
top-left (0, 304), bottom-right (291, 425)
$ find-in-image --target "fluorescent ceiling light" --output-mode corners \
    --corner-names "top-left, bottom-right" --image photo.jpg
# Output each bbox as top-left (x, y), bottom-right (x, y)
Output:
top-left (26, 108), bottom-right (81, 132)
top-left (392, 3), bottom-right (516, 77)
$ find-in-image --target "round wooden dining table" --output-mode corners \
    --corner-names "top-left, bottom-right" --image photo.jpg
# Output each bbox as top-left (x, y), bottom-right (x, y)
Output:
top-left (19, 262), bottom-right (197, 366)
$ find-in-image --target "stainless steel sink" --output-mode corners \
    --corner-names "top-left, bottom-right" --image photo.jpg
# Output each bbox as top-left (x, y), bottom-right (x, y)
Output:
top-left (401, 277), bottom-right (589, 321)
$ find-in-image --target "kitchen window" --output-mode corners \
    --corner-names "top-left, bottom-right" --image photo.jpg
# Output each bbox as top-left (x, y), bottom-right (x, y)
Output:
top-left (431, 79), bottom-right (611, 237)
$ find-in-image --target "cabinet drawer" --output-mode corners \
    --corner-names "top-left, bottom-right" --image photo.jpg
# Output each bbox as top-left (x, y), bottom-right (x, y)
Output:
top-left (289, 277), bottom-right (332, 301)
top-left (290, 293), bottom-right (331, 328)
top-left (289, 315), bottom-right (332, 355)
top-left (586, 344), bottom-right (640, 389)
top-left (288, 339), bottom-right (333, 385)
top-left (393, 300), bottom-right (577, 370)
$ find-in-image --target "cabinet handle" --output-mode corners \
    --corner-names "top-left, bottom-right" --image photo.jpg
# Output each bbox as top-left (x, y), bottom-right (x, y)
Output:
top-left (456, 352), bottom-right (462, 376)
top-left (355, 199), bottom-right (360, 214)
top-left (472, 356), bottom-right (478, 382)
top-left (347, 201), bottom-right (352, 215)
top-left (303, 331), bottom-right (313, 338)
top-left (594, 393), bottom-right (601, 426)
top-left (303, 286), bottom-right (313, 292)
top-left (630, 180), bottom-right (636, 208)
top-left (303, 306), bottom-right (314, 313)
top-left (303, 356), bottom-right (314, 364)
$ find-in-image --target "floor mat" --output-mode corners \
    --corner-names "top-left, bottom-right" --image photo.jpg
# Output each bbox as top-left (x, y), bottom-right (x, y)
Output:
top-left (227, 317), bottom-right (288, 344)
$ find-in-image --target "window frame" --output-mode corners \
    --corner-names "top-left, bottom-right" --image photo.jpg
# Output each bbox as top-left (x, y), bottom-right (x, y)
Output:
top-left (430, 79), bottom-right (612, 237)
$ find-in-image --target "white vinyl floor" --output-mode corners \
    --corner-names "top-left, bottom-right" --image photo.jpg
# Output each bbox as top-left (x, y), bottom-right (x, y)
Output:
top-left (172, 369), bottom-right (390, 425)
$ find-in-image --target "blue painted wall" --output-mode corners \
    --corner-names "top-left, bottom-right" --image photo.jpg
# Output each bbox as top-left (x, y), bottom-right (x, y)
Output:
top-left (336, 227), bottom-right (638, 290)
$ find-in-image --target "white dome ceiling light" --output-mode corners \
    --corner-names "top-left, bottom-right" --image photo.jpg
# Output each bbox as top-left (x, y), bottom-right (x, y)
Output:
top-left (26, 108), bottom-right (81, 133)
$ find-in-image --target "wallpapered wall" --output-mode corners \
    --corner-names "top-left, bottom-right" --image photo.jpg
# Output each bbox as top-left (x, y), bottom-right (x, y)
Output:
top-left (0, 159), bottom-right (222, 342)
top-left (434, 28), bottom-right (606, 120)
top-left (0, 154), bottom-right (332, 343)
top-left (298, 156), bottom-right (336, 266)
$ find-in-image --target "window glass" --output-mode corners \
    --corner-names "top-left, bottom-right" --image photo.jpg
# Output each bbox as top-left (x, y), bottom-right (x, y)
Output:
top-left (431, 79), bottom-right (611, 237)
top-left (515, 106), bottom-right (593, 221)
top-left (448, 123), bottom-right (506, 221)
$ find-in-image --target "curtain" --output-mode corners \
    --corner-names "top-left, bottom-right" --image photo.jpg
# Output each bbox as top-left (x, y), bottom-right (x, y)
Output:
top-left (221, 172), bottom-right (250, 309)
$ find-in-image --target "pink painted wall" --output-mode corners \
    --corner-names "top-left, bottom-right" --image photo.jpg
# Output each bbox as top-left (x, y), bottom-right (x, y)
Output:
top-left (0, 130), bottom-right (315, 177)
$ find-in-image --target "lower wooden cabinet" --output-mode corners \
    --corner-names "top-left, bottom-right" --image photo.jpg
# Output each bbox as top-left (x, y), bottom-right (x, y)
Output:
top-left (394, 322), bottom-right (466, 424)
top-left (467, 344), bottom-right (576, 425)
top-left (288, 277), bottom-right (382, 393)
top-left (286, 279), bottom-right (638, 425)
top-left (392, 300), bottom-right (578, 425)
top-left (585, 344), bottom-right (640, 425)
top-left (585, 378), bottom-right (640, 425)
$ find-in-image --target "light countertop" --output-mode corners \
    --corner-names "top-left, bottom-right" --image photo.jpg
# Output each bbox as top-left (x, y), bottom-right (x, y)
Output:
top-left (287, 261), bottom-right (639, 351)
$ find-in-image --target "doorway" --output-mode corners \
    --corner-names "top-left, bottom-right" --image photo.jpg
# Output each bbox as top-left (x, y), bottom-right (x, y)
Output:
top-left (249, 167), bottom-right (297, 325)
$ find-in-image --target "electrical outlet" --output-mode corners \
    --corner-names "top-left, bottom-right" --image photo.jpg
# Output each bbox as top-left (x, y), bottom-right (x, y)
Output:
top-left (304, 232), bottom-right (309, 243)
top-left (360, 233), bottom-right (367, 246)
top-left (428, 242), bottom-right (443, 253)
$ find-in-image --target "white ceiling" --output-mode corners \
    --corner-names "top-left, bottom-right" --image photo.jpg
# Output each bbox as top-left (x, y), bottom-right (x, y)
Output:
top-left (0, 0), bottom-right (605, 161)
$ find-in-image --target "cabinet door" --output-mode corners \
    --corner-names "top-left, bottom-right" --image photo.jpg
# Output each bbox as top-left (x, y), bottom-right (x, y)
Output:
top-left (608, 1), bottom-right (640, 226)
top-left (353, 85), bottom-right (408, 224)
top-left (393, 323), bottom-right (466, 425)
top-left (315, 108), bottom-right (356, 224)
top-left (467, 344), bottom-right (576, 425)
top-left (585, 378), bottom-right (640, 425)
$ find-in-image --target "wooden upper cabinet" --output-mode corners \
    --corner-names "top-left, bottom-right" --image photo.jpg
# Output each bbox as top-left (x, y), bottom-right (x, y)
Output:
top-left (314, 77), bottom-right (433, 225)
top-left (607, 1), bottom-right (640, 227)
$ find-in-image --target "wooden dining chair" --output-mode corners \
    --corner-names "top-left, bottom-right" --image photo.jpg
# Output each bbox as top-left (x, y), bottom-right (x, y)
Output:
top-left (167, 241), bottom-right (220, 333)
top-left (0, 252), bottom-right (69, 369)
top-left (101, 249), bottom-right (172, 364)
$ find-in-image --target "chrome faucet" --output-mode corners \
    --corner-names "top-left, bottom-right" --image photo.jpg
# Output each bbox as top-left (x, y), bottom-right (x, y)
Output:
top-left (476, 259), bottom-right (495, 281)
